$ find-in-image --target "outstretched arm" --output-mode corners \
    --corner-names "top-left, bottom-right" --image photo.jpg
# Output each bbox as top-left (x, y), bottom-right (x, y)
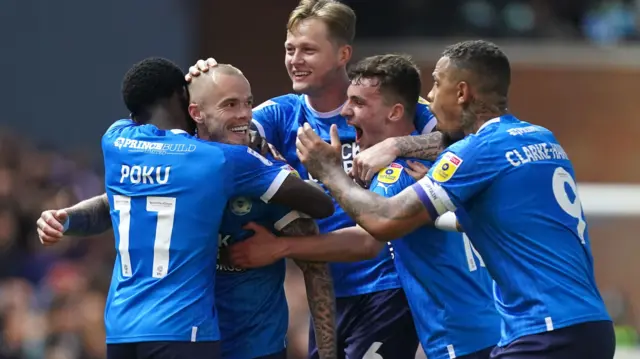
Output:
top-left (270, 176), bottom-right (334, 219)
top-left (64, 193), bottom-right (112, 235)
top-left (280, 218), bottom-right (337, 359)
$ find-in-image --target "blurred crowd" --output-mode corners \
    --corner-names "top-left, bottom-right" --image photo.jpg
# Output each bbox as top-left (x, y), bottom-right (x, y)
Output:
top-left (347, 0), bottom-right (640, 44)
top-left (0, 127), bottom-right (109, 359)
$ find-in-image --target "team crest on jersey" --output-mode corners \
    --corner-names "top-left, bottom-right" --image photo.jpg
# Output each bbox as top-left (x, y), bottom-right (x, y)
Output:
top-left (432, 153), bottom-right (463, 182)
top-left (229, 197), bottom-right (252, 216)
top-left (376, 162), bottom-right (403, 184)
top-left (281, 164), bottom-right (300, 178)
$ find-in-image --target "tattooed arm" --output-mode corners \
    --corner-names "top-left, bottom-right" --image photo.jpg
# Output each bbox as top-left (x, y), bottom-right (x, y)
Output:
top-left (65, 193), bottom-right (113, 235)
top-left (281, 218), bottom-right (337, 359)
top-left (391, 131), bottom-right (447, 160)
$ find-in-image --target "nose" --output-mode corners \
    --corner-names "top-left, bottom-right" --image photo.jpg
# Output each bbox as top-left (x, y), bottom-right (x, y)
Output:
top-left (290, 50), bottom-right (304, 66)
top-left (340, 103), bottom-right (353, 119)
top-left (426, 88), bottom-right (435, 103)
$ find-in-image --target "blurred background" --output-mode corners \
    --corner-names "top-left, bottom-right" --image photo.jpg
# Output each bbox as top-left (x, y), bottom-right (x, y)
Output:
top-left (1, 0), bottom-right (640, 358)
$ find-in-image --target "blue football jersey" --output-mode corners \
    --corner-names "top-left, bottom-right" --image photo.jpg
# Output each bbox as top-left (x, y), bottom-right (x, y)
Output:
top-left (252, 94), bottom-right (436, 297)
top-left (413, 115), bottom-right (611, 345)
top-left (101, 119), bottom-right (291, 343)
top-left (370, 155), bottom-right (500, 359)
top-left (216, 163), bottom-right (303, 359)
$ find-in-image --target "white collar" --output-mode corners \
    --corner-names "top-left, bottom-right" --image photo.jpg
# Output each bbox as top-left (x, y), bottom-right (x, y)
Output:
top-left (477, 117), bottom-right (501, 134)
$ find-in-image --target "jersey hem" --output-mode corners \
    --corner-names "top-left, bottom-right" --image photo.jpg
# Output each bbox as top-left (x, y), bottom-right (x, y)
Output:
top-left (333, 281), bottom-right (402, 298)
top-left (426, 341), bottom-right (497, 359)
top-left (106, 334), bottom-right (220, 344)
top-left (497, 315), bottom-right (612, 346)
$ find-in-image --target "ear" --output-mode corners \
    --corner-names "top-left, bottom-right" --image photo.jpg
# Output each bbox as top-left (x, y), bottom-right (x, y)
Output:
top-left (338, 44), bottom-right (352, 67)
top-left (388, 103), bottom-right (405, 123)
top-left (457, 81), bottom-right (471, 105)
top-left (188, 103), bottom-right (204, 124)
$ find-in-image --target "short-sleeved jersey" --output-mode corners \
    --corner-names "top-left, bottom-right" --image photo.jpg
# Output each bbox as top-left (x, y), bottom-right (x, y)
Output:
top-left (412, 115), bottom-right (611, 345)
top-left (216, 162), bottom-right (303, 359)
top-left (252, 94), bottom-right (437, 297)
top-left (370, 156), bottom-right (500, 359)
top-left (101, 119), bottom-right (291, 344)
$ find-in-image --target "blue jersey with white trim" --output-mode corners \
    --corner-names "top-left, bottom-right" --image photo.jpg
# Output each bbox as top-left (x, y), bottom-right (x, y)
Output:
top-left (216, 162), bottom-right (302, 359)
top-left (371, 155), bottom-right (500, 359)
top-left (252, 94), bottom-right (436, 297)
top-left (412, 115), bottom-right (611, 345)
top-left (101, 119), bottom-right (290, 343)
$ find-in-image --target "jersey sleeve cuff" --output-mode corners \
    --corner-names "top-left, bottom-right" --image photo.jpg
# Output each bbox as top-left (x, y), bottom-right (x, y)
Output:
top-left (273, 211), bottom-right (310, 231)
top-left (411, 177), bottom-right (456, 218)
top-left (259, 169), bottom-right (291, 203)
top-left (251, 119), bottom-right (267, 138)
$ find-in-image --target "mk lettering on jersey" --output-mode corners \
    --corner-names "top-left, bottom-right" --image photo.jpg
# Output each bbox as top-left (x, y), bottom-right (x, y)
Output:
top-left (114, 137), bottom-right (196, 155)
top-left (432, 153), bottom-right (463, 182)
top-left (505, 142), bottom-right (569, 167)
top-left (376, 163), bottom-right (403, 184)
top-left (217, 234), bottom-right (245, 273)
top-left (120, 165), bottom-right (170, 184)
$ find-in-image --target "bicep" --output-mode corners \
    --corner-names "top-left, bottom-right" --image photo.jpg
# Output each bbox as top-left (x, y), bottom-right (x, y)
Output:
top-left (270, 176), bottom-right (334, 219)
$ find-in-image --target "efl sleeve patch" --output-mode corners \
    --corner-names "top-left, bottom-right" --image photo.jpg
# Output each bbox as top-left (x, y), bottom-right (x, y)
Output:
top-left (431, 153), bottom-right (463, 183)
top-left (376, 162), bottom-right (403, 184)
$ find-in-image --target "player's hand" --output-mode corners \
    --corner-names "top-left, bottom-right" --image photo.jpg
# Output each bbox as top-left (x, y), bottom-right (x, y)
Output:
top-left (405, 160), bottom-right (430, 181)
top-left (184, 58), bottom-right (218, 82)
top-left (36, 209), bottom-right (69, 246)
top-left (229, 222), bottom-right (288, 268)
top-left (352, 137), bottom-right (400, 187)
top-left (249, 128), bottom-right (287, 162)
top-left (296, 123), bottom-right (342, 181)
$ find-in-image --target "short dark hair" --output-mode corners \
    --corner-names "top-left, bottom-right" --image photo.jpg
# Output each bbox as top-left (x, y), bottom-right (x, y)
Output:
top-left (348, 54), bottom-right (421, 117)
top-left (121, 57), bottom-right (186, 117)
top-left (442, 40), bottom-right (511, 98)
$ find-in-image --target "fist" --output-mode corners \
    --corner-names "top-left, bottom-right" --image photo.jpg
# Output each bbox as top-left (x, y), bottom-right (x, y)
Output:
top-left (36, 209), bottom-right (69, 246)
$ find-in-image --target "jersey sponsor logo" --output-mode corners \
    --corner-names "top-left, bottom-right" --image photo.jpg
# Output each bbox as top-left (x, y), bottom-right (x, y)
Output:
top-left (119, 165), bottom-right (170, 184)
top-left (229, 197), bottom-right (252, 216)
top-left (247, 148), bottom-right (273, 166)
top-left (432, 153), bottom-right (463, 182)
top-left (113, 137), bottom-right (196, 155)
top-left (217, 234), bottom-right (246, 273)
top-left (281, 164), bottom-right (300, 178)
top-left (376, 162), bottom-right (403, 184)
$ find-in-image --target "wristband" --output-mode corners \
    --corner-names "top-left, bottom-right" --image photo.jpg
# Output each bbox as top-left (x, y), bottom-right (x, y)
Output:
top-left (434, 212), bottom-right (459, 232)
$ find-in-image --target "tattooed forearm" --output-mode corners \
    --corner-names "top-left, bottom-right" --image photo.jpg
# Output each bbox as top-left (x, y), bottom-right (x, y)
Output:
top-left (392, 131), bottom-right (446, 160)
top-left (282, 218), bottom-right (337, 359)
top-left (65, 194), bottom-right (113, 236)
top-left (321, 167), bottom-right (431, 241)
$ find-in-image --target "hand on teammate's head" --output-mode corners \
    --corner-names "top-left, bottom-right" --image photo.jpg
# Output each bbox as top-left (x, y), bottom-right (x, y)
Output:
top-left (36, 209), bottom-right (68, 246)
top-left (184, 58), bottom-right (218, 83)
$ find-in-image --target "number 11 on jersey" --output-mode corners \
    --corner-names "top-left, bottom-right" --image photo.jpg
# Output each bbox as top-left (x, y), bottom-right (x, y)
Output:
top-left (113, 195), bottom-right (177, 278)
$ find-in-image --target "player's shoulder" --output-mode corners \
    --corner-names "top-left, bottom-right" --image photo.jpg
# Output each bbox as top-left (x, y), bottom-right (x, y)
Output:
top-left (253, 94), bottom-right (301, 114)
top-left (372, 159), bottom-right (419, 192)
top-left (104, 118), bottom-right (136, 136)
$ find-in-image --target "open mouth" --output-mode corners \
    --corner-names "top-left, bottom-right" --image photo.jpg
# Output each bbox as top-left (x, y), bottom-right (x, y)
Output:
top-left (292, 70), bottom-right (311, 81)
top-left (354, 126), bottom-right (363, 144)
top-left (229, 125), bottom-right (248, 135)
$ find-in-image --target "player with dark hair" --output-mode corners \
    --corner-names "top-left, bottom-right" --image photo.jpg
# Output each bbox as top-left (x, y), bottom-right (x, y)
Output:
top-left (229, 54), bottom-right (501, 359)
top-left (36, 57), bottom-right (335, 359)
top-left (185, 1), bottom-right (447, 357)
top-left (295, 40), bottom-right (615, 359)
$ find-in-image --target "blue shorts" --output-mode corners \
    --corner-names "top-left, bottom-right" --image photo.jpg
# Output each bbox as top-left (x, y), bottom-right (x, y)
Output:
top-left (490, 320), bottom-right (615, 359)
top-left (107, 341), bottom-right (220, 359)
top-left (309, 288), bottom-right (418, 359)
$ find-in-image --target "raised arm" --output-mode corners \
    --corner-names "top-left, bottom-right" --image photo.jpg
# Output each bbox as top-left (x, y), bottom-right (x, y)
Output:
top-left (352, 131), bottom-right (446, 184)
top-left (278, 218), bottom-right (337, 359)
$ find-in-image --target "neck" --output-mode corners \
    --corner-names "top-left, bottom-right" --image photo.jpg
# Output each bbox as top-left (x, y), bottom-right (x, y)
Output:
top-left (140, 104), bottom-right (187, 131)
top-left (306, 70), bottom-right (350, 113)
top-left (462, 110), bottom-right (507, 135)
top-left (386, 118), bottom-right (416, 138)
